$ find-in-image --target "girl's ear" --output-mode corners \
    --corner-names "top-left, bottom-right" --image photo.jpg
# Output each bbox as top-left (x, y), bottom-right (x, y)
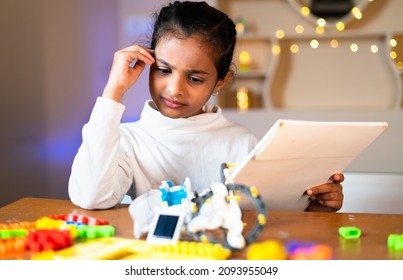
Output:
top-left (214, 70), bottom-right (235, 93)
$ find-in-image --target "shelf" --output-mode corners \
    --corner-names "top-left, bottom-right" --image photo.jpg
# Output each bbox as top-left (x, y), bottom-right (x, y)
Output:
top-left (215, 0), bottom-right (403, 111)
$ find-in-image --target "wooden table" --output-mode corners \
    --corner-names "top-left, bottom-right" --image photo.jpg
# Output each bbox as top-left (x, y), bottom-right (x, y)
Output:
top-left (1, 197), bottom-right (403, 260)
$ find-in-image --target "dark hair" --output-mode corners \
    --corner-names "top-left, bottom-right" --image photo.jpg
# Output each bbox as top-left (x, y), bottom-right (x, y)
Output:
top-left (150, 1), bottom-right (236, 80)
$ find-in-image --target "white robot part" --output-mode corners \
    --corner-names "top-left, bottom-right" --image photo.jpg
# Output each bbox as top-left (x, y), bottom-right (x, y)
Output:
top-left (128, 189), bottom-right (162, 239)
top-left (187, 182), bottom-right (246, 249)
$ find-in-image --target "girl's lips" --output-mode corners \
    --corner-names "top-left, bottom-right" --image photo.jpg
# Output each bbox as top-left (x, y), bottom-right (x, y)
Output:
top-left (162, 97), bottom-right (185, 109)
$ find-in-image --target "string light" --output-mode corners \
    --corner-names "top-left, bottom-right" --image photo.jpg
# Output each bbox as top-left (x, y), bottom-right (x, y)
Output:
top-left (295, 25), bottom-right (304, 34)
top-left (351, 7), bottom-right (363, 20)
top-left (317, 18), bottom-right (326, 27)
top-left (275, 0), bottom-right (388, 58)
top-left (275, 29), bottom-right (285, 39)
top-left (236, 87), bottom-right (250, 111)
top-left (257, 0), bottom-right (396, 68)
top-left (236, 23), bottom-right (245, 34)
top-left (290, 44), bottom-right (299, 53)
top-left (239, 51), bottom-right (251, 71)
top-left (234, 0), bottom-right (402, 109)
top-left (310, 40), bottom-right (319, 49)
top-left (336, 22), bottom-right (345, 32)
top-left (330, 40), bottom-right (339, 48)
top-left (315, 26), bottom-right (325, 34)
top-left (390, 36), bottom-right (402, 70)
top-left (350, 43), bottom-right (359, 52)
top-left (272, 45), bottom-right (281, 55)
top-left (300, 6), bottom-right (310, 16)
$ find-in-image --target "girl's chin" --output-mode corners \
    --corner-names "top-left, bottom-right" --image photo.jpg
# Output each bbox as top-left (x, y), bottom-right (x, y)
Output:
top-left (158, 106), bottom-right (186, 119)
top-left (159, 107), bottom-right (202, 119)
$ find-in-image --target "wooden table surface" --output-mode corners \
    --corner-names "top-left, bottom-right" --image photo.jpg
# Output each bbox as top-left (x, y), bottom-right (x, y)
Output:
top-left (1, 197), bottom-right (403, 260)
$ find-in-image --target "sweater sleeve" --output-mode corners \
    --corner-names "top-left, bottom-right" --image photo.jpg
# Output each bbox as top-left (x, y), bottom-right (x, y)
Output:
top-left (68, 97), bottom-right (133, 209)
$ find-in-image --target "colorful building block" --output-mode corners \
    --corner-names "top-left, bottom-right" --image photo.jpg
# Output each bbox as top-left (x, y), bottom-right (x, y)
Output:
top-left (36, 217), bottom-right (64, 230)
top-left (76, 225), bottom-right (115, 239)
top-left (0, 221), bottom-right (36, 231)
top-left (0, 229), bottom-right (28, 239)
top-left (286, 241), bottom-right (333, 260)
top-left (0, 237), bottom-right (27, 256)
top-left (247, 240), bottom-right (287, 260)
top-left (388, 234), bottom-right (403, 250)
top-left (32, 238), bottom-right (231, 260)
top-left (66, 214), bottom-right (109, 226)
top-left (26, 229), bottom-right (73, 252)
top-left (338, 226), bottom-right (361, 239)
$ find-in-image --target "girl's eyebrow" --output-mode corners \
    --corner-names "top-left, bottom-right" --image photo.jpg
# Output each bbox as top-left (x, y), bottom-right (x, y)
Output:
top-left (156, 58), bottom-right (210, 75)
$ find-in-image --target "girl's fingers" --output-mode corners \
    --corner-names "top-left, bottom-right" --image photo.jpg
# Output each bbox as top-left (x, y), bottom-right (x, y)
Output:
top-left (118, 46), bottom-right (155, 65)
top-left (102, 45), bottom-right (155, 102)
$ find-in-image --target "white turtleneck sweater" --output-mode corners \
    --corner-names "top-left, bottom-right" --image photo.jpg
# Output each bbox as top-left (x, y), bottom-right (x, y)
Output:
top-left (68, 97), bottom-right (257, 209)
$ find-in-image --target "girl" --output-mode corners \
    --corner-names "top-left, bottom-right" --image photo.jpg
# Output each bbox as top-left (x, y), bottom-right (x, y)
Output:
top-left (68, 1), bottom-right (344, 212)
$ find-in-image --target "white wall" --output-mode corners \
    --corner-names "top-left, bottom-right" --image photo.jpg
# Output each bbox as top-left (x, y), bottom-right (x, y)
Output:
top-left (340, 172), bottom-right (403, 214)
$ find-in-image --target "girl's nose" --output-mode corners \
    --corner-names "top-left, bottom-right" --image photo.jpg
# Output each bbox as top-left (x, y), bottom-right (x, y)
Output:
top-left (167, 75), bottom-right (185, 97)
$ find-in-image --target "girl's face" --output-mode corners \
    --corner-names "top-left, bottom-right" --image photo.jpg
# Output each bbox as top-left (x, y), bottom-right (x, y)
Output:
top-left (149, 35), bottom-right (226, 118)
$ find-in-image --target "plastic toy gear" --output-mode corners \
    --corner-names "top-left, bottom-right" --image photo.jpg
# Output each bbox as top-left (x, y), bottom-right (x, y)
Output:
top-left (189, 182), bottom-right (267, 249)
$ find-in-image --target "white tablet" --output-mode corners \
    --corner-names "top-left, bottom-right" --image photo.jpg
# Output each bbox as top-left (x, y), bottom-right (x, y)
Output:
top-left (146, 206), bottom-right (186, 245)
top-left (230, 119), bottom-right (388, 211)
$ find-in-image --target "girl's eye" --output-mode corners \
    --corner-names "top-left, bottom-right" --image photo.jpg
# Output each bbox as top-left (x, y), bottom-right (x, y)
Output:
top-left (189, 76), bottom-right (203, 84)
top-left (157, 67), bottom-right (171, 74)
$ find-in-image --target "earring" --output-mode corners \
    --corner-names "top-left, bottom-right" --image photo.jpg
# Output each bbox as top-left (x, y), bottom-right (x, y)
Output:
top-left (212, 92), bottom-right (219, 97)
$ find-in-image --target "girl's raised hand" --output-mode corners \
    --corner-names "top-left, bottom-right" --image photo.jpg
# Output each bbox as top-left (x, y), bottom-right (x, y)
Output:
top-left (102, 45), bottom-right (155, 102)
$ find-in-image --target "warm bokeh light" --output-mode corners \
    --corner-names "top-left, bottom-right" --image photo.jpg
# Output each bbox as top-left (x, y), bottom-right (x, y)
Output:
top-left (236, 87), bottom-right (250, 111)
top-left (390, 39), bottom-right (397, 47)
top-left (310, 39), bottom-right (319, 49)
top-left (295, 25), bottom-right (304, 34)
top-left (300, 6), bottom-right (310, 16)
top-left (275, 29), bottom-right (285, 39)
top-left (239, 50), bottom-right (251, 71)
top-left (330, 39), bottom-right (339, 48)
top-left (290, 44), bottom-right (299, 53)
top-left (272, 45), bottom-right (281, 55)
top-left (317, 18), bottom-right (326, 27)
top-left (350, 43), bottom-right (359, 52)
top-left (239, 51), bottom-right (251, 64)
top-left (352, 7), bottom-right (363, 19)
top-left (389, 35), bottom-right (402, 70)
top-left (370, 45), bottom-right (378, 53)
top-left (336, 22), bottom-right (345, 31)
top-left (316, 26), bottom-right (325, 34)
top-left (236, 23), bottom-right (245, 34)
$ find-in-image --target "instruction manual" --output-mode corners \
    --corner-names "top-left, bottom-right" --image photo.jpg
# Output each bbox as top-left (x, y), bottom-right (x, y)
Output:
top-left (230, 119), bottom-right (388, 211)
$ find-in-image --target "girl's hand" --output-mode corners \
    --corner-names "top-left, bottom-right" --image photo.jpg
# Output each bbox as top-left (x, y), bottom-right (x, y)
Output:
top-left (102, 45), bottom-right (155, 102)
top-left (306, 173), bottom-right (344, 212)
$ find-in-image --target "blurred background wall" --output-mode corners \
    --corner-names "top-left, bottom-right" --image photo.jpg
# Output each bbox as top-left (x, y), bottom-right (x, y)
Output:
top-left (0, 0), bottom-right (120, 206)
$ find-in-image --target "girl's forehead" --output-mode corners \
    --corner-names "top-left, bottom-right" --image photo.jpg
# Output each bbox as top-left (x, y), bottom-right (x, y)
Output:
top-left (156, 33), bottom-right (208, 49)
top-left (155, 35), bottom-right (216, 67)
